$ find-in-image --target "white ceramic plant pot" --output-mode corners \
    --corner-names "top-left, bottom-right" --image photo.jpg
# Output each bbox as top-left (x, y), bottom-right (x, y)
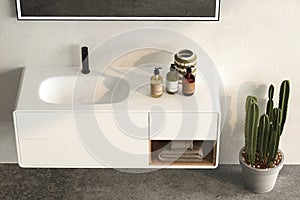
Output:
top-left (239, 148), bottom-right (284, 193)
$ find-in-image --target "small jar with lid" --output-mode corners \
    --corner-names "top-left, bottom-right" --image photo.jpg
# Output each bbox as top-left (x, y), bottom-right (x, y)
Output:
top-left (174, 49), bottom-right (197, 82)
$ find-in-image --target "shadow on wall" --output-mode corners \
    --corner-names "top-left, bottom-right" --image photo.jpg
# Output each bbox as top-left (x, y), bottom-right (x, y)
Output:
top-left (0, 68), bottom-right (23, 121)
top-left (220, 82), bottom-right (267, 163)
top-left (133, 50), bottom-right (173, 67)
top-left (9, 0), bottom-right (17, 18)
top-left (105, 50), bottom-right (173, 97)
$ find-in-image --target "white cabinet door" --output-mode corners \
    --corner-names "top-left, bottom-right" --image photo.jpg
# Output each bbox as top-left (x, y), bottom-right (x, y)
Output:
top-left (149, 112), bottom-right (219, 140)
top-left (93, 111), bottom-right (149, 166)
top-left (15, 111), bottom-right (148, 167)
top-left (18, 139), bottom-right (101, 167)
top-left (15, 112), bottom-right (101, 167)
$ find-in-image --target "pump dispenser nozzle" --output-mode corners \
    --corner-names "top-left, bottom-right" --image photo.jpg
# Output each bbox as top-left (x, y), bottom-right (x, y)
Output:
top-left (154, 67), bottom-right (162, 75)
top-left (170, 64), bottom-right (176, 71)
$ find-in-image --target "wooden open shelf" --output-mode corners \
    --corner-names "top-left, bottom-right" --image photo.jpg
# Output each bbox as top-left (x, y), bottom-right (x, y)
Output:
top-left (149, 140), bottom-right (217, 166)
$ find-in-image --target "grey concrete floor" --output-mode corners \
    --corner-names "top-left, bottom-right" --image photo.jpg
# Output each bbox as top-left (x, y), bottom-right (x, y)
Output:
top-left (0, 164), bottom-right (299, 199)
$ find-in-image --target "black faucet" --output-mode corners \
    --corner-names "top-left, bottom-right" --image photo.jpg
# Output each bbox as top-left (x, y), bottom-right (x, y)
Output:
top-left (81, 46), bottom-right (90, 74)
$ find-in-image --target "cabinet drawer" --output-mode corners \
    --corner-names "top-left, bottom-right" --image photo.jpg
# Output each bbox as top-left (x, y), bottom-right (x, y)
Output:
top-left (15, 112), bottom-right (76, 139)
top-left (16, 111), bottom-right (149, 167)
top-left (149, 112), bottom-right (218, 140)
top-left (18, 139), bottom-right (101, 167)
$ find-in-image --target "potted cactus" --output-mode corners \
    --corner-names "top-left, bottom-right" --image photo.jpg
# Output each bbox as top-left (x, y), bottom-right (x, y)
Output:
top-left (239, 80), bottom-right (290, 193)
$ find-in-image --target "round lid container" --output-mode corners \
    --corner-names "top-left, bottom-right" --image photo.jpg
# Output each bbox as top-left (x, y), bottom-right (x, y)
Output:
top-left (174, 49), bottom-right (197, 67)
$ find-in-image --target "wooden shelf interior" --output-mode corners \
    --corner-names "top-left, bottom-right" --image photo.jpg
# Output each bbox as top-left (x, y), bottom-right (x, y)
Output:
top-left (150, 140), bottom-right (217, 166)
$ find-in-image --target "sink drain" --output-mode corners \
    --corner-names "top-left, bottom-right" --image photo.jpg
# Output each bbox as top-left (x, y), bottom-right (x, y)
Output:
top-left (79, 97), bottom-right (90, 104)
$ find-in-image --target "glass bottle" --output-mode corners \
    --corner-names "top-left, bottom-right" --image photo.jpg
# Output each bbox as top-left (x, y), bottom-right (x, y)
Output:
top-left (166, 64), bottom-right (179, 94)
top-left (151, 67), bottom-right (163, 98)
top-left (182, 67), bottom-right (195, 96)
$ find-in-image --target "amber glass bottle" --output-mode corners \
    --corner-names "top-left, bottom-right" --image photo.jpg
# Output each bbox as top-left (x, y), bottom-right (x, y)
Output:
top-left (182, 67), bottom-right (195, 96)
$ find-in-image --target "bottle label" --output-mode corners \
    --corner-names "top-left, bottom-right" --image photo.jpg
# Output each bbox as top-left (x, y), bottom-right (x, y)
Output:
top-left (166, 81), bottom-right (178, 93)
top-left (182, 80), bottom-right (195, 95)
top-left (151, 83), bottom-right (163, 95)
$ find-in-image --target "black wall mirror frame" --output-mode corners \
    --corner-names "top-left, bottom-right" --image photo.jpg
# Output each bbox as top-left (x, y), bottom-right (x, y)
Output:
top-left (16, 0), bottom-right (220, 21)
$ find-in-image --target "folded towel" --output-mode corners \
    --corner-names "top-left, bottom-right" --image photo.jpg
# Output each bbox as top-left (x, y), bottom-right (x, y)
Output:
top-left (158, 145), bottom-right (203, 162)
top-left (171, 140), bottom-right (193, 150)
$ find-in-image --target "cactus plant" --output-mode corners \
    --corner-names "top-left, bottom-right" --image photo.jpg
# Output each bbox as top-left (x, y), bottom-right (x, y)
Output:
top-left (244, 96), bottom-right (258, 162)
top-left (243, 80), bottom-right (290, 168)
top-left (266, 85), bottom-right (274, 118)
top-left (266, 108), bottom-right (282, 167)
top-left (244, 99), bottom-right (259, 165)
top-left (279, 80), bottom-right (290, 134)
top-left (257, 114), bottom-right (270, 161)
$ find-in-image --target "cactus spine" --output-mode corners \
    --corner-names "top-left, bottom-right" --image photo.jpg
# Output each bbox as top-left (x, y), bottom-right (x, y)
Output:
top-left (243, 80), bottom-right (290, 168)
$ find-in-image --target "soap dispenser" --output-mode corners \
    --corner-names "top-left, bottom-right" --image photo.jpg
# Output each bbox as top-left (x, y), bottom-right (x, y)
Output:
top-left (166, 64), bottom-right (179, 94)
top-left (182, 67), bottom-right (195, 96)
top-left (151, 67), bottom-right (163, 98)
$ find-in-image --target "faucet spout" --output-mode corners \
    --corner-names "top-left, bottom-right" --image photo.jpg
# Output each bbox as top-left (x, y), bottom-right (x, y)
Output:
top-left (81, 46), bottom-right (90, 74)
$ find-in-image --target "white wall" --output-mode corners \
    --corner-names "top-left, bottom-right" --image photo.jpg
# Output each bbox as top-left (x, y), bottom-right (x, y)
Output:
top-left (0, 0), bottom-right (299, 164)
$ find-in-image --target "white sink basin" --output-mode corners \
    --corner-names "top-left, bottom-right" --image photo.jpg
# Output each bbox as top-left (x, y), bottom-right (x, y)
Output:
top-left (39, 76), bottom-right (129, 104)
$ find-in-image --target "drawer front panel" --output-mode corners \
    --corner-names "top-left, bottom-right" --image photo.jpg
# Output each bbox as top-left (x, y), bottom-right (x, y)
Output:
top-left (149, 112), bottom-right (218, 140)
top-left (16, 111), bottom-right (148, 167)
